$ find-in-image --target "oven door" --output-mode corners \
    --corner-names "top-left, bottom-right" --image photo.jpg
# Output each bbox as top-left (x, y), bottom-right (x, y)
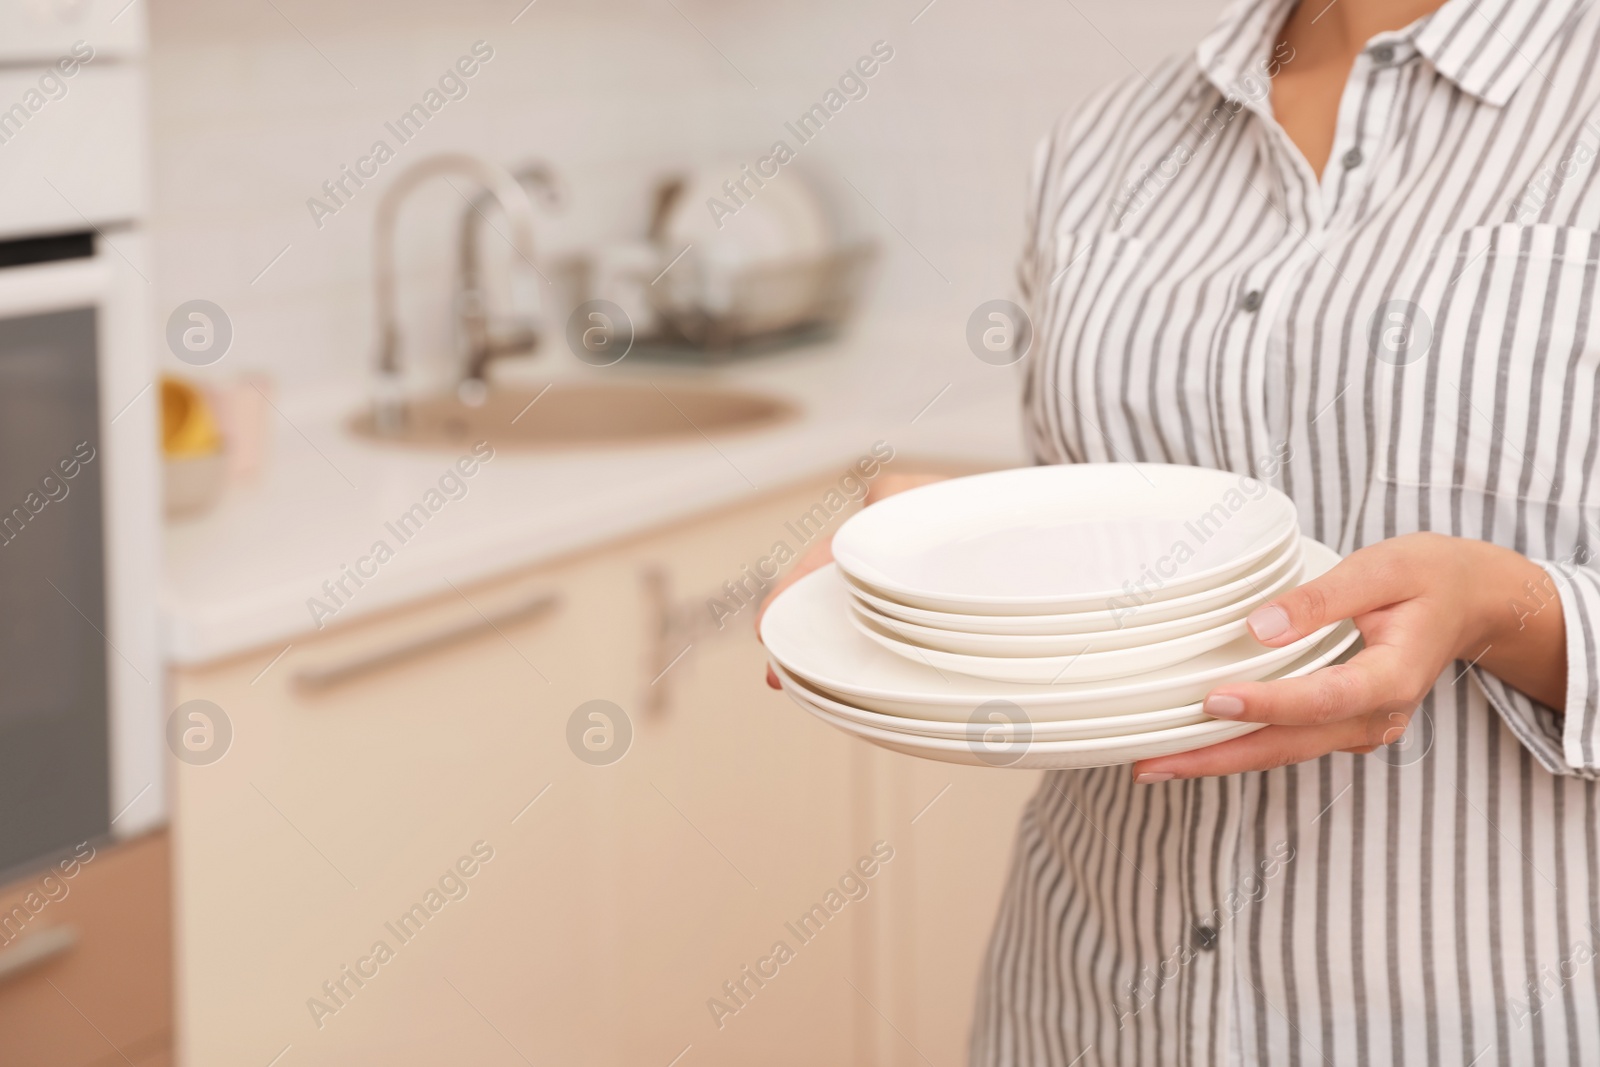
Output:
top-left (0, 234), bottom-right (160, 879)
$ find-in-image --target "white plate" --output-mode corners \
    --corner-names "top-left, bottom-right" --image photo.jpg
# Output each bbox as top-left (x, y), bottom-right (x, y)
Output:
top-left (657, 167), bottom-right (831, 334)
top-left (774, 662), bottom-right (1214, 740)
top-left (832, 464), bottom-right (1299, 615)
top-left (850, 539), bottom-right (1336, 683)
top-left (849, 605), bottom-right (1244, 683)
top-left (660, 165), bottom-right (831, 267)
top-left (760, 562), bottom-right (1358, 722)
top-left (773, 632), bottom-right (1360, 742)
top-left (852, 536), bottom-right (1310, 657)
top-left (843, 531), bottom-right (1303, 635)
top-left (783, 684), bottom-right (1266, 769)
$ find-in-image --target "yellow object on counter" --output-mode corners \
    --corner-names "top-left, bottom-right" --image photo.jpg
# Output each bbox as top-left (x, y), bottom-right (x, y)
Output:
top-left (161, 377), bottom-right (223, 458)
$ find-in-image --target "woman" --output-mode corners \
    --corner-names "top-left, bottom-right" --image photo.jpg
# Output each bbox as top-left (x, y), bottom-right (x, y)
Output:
top-left (765, 0), bottom-right (1600, 1060)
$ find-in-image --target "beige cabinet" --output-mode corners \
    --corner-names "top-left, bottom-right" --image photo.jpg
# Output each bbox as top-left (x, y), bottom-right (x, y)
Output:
top-left (0, 831), bottom-right (173, 1067)
top-left (171, 470), bottom-right (1037, 1067)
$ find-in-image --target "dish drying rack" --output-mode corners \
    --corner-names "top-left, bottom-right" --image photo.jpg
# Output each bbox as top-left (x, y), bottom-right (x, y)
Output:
top-left (637, 243), bottom-right (879, 362)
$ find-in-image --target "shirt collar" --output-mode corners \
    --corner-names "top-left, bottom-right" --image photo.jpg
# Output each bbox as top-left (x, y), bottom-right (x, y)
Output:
top-left (1196, 0), bottom-right (1588, 109)
top-left (1194, 0), bottom-right (1297, 110)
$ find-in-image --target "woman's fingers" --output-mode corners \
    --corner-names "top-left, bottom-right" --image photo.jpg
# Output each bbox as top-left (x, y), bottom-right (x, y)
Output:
top-left (1132, 716), bottom-right (1391, 781)
top-left (1201, 644), bottom-right (1421, 726)
top-left (1123, 533), bottom-right (1466, 779)
top-left (766, 665), bottom-right (780, 690)
top-left (1246, 543), bottom-right (1413, 646)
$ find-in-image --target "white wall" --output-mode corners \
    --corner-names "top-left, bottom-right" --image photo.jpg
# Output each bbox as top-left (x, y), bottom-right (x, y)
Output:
top-left (147, 0), bottom-right (1225, 392)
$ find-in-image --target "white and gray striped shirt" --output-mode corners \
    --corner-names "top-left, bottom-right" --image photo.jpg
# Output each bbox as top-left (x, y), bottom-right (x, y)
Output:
top-left (973, 0), bottom-right (1600, 1062)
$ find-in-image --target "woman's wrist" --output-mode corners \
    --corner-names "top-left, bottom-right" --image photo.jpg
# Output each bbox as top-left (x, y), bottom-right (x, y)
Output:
top-left (1460, 539), bottom-right (1549, 650)
top-left (1457, 537), bottom-right (1568, 709)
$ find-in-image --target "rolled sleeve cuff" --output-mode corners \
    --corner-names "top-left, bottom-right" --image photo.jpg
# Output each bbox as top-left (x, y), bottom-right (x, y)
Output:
top-left (1472, 560), bottom-right (1600, 779)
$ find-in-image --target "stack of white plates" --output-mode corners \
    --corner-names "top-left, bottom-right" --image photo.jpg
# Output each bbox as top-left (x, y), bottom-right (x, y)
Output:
top-left (760, 464), bottom-right (1359, 769)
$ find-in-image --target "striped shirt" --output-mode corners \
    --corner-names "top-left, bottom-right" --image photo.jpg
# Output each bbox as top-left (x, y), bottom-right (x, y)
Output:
top-left (972, 0), bottom-right (1600, 1063)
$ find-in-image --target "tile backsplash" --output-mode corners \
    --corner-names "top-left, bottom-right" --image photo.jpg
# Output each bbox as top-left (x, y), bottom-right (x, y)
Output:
top-left (148, 0), bottom-right (1222, 390)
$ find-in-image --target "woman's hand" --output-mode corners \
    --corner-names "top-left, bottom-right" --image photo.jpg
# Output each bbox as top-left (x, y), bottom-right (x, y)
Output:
top-left (1129, 532), bottom-right (1569, 782)
top-left (757, 471), bottom-right (949, 689)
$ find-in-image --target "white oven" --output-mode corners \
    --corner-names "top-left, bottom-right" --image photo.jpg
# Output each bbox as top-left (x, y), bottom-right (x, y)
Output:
top-left (0, 1), bottom-right (160, 879)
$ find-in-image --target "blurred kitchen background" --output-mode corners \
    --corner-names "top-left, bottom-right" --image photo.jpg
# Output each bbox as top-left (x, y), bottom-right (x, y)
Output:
top-left (0, 0), bottom-right (1222, 1064)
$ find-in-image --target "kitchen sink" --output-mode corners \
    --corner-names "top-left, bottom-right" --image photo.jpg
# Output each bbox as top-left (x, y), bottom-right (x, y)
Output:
top-left (347, 381), bottom-right (798, 450)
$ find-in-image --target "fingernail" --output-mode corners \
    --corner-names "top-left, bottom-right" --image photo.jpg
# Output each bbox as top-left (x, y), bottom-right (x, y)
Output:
top-left (1134, 771), bottom-right (1174, 785)
top-left (1205, 694), bottom-right (1246, 718)
top-left (1248, 604), bottom-right (1292, 641)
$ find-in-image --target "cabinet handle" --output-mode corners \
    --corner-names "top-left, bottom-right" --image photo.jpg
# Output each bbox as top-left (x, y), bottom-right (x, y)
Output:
top-left (0, 924), bottom-right (77, 984)
top-left (294, 590), bottom-right (561, 691)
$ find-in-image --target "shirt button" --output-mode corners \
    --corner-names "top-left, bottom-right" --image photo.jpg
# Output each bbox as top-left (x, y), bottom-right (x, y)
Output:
top-left (1239, 289), bottom-right (1263, 312)
top-left (1341, 147), bottom-right (1365, 170)
top-left (1370, 44), bottom-right (1396, 65)
top-left (1194, 924), bottom-right (1219, 951)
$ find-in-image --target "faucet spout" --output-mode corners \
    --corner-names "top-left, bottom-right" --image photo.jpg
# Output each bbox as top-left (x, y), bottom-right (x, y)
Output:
top-left (458, 163), bottom-right (561, 384)
top-left (370, 153), bottom-right (539, 428)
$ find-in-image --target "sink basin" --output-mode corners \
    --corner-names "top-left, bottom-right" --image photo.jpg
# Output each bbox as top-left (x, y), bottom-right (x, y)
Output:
top-left (348, 381), bottom-right (798, 450)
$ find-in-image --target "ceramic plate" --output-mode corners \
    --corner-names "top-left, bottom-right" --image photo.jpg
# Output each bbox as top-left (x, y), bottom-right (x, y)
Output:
top-left (773, 662), bottom-right (1214, 740)
top-left (849, 605), bottom-right (1247, 683)
top-left (842, 532), bottom-right (1303, 636)
top-left (831, 464), bottom-right (1300, 615)
top-left (848, 540), bottom-right (1336, 683)
top-left (775, 635), bottom-right (1361, 743)
top-left (760, 563), bottom-right (1359, 722)
top-left (851, 536), bottom-right (1310, 657)
top-left (782, 684), bottom-right (1266, 769)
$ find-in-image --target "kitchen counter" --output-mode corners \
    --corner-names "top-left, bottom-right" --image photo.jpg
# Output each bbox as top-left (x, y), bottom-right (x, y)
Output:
top-left (161, 317), bottom-right (1029, 666)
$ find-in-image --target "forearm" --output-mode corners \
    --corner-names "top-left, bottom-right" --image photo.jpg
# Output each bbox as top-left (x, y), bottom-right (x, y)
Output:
top-left (1461, 539), bottom-right (1568, 710)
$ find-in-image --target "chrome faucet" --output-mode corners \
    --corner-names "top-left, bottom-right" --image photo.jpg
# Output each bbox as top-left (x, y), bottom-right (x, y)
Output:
top-left (456, 163), bottom-right (562, 385)
top-left (370, 153), bottom-right (541, 431)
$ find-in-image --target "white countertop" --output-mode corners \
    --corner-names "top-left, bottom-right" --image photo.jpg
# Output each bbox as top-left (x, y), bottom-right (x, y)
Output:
top-left (161, 317), bottom-right (1029, 666)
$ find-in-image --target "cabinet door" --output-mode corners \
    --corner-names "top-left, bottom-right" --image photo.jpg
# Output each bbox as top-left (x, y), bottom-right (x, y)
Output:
top-left (858, 749), bottom-right (1040, 1067)
top-left (601, 479), bottom-right (867, 1067)
top-left (0, 831), bottom-right (172, 1067)
top-left (607, 474), bottom-right (1038, 1067)
top-left (172, 557), bottom-right (640, 1067)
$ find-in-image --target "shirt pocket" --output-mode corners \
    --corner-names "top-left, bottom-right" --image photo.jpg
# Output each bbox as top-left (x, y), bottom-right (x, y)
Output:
top-left (1373, 223), bottom-right (1600, 544)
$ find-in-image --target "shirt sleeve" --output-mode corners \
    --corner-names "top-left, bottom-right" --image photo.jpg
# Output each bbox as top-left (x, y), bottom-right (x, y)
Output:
top-left (1472, 558), bottom-right (1600, 779)
top-left (1016, 134), bottom-right (1050, 310)
top-left (1015, 75), bottom-right (1140, 309)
